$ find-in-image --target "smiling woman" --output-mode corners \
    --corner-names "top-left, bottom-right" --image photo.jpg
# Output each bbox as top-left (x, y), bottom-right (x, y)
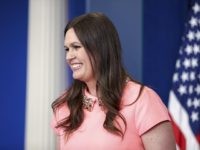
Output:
top-left (65, 28), bottom-right (95, 87)
top-left (51, 12), bottom-right (176, 150)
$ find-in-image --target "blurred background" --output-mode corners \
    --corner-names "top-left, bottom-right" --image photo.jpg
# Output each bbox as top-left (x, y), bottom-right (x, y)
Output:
top-left (0, 0), bottom-right (195, 149)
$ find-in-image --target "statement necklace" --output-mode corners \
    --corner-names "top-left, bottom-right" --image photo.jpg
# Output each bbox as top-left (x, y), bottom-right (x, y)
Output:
top-left (82, 95), bottom-right (103, 112)
top-left (82, 77), bottom-right (130, 112)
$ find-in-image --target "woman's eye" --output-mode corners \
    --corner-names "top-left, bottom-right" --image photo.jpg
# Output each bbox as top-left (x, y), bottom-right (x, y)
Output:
top-left (65, 45), bottom-right (81, 52)
top-left (73, 45), bottom-right (81, 49)
top-left (65, 48), bottom-right (69, 52)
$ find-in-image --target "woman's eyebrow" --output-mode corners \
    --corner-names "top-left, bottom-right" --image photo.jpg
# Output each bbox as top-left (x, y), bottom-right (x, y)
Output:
top-left (65, 42), bottom-right (81, 47)
top-left (70, 42), bottom-right (81, 46)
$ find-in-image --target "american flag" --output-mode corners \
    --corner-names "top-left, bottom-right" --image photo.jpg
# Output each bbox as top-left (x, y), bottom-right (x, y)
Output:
top-left (168, 1), bottom-right (200, 150)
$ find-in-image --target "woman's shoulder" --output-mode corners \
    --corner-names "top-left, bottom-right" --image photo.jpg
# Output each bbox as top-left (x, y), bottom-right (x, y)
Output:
top-left (123, 81), bottom-right (170, 135)
top-left (53, 102), bottom-right (69, 122)
top-left (122, 81), bottom-right (163, 105)
top-left (51, 103), bottom-right (69, 136)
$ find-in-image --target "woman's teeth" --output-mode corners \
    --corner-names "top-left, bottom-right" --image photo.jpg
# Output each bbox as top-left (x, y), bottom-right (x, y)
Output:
top-left (71, 64), bottom-right (82, 70)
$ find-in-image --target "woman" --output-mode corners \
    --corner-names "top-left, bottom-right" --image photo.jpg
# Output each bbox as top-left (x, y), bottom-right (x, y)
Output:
top-left (51, 12), bottom-right (176, 150)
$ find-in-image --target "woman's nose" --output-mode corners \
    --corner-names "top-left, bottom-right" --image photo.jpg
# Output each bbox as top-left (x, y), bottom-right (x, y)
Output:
top-left (66, 49), bottom-right (75, 61)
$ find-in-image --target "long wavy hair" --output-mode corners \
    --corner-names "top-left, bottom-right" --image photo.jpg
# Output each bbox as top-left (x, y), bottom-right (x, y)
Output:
top-left (52, 12), bottom-right (143, 138)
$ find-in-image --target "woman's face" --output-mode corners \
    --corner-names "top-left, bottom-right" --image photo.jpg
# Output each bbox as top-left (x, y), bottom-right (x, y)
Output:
top-left (65, 28), bottom-right (95, 83)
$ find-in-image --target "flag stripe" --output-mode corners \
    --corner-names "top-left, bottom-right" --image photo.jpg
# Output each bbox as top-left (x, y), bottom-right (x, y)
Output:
top-left (168, 1), bottom-right (200, 149)
top-left (169, 91), bottom-right (200, 149)
top-left (170, 117), bottom-right (186, 150)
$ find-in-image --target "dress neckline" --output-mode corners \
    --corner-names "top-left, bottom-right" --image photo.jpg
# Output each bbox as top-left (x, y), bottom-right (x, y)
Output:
top-left (82, 89), bottom-right (103, 112)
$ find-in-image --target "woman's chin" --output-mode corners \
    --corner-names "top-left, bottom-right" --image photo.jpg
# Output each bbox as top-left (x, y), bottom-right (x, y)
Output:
top-left (72, 73), bottom-right (81, 80)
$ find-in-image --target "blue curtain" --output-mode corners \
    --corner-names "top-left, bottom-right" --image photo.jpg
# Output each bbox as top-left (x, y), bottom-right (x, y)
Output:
top-left (143, 0), bottom-right (189, 105)
top-left (0, 0), bottom-right (28, 149)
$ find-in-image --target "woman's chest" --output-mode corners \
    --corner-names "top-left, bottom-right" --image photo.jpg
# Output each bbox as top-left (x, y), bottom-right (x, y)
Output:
top-left (59, 107), bottom-right (144, 150)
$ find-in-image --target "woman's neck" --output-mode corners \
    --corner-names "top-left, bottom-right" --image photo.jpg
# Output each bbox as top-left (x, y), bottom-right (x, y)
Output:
top-left (85, 80), bottom-right (97, 97)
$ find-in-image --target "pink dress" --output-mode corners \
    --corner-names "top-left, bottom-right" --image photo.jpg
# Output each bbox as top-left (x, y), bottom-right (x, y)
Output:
top-left (51, 81), bottom-right (170, 150)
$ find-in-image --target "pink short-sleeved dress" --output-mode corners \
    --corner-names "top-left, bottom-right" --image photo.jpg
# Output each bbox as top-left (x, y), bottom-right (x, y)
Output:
top-left (51, 81), bottom-right (170, 150)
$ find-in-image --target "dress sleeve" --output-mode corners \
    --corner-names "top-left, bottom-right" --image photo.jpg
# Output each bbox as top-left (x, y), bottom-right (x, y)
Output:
top-left (134, 86), bottom-right (170, 136)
